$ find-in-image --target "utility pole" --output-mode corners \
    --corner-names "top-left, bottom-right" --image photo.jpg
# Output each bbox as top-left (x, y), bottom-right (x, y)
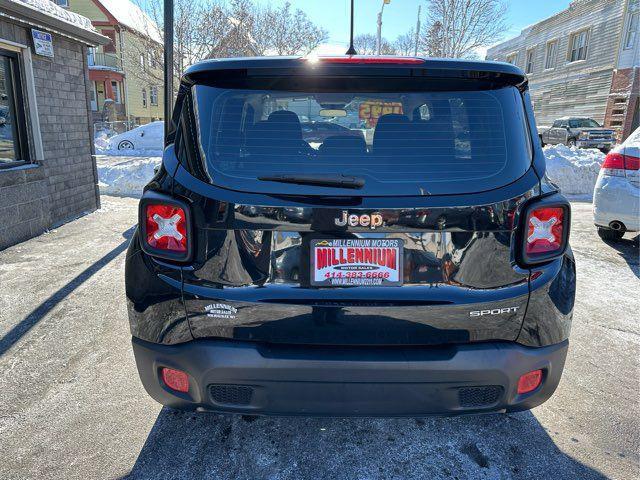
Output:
top-left (376, 0), bottom-right (390, 55)
top-left (163, 0), bottom-right (174, 140)
top-left (414, 5), bottom-right (421, 56)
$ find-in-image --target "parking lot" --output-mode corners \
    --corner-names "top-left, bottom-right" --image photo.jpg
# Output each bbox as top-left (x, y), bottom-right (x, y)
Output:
top-left (0, 197), bottom-right (637, 480)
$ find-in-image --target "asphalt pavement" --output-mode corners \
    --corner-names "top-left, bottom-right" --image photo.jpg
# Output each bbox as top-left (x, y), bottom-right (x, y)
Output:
top-left (0, 197), bottom-right (638, 480)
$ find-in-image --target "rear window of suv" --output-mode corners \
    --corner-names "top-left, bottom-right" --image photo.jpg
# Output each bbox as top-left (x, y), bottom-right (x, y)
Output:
top-left (188, 83), bottom-right (532, 196)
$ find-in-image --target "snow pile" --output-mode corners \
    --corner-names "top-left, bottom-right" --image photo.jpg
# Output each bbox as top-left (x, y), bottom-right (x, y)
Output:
top-left (543, 144), bottom-right (605, 197)
top-left (94, 132), bottom-right (111, 152)
top-left (96, 155), bottom-right (161, 197)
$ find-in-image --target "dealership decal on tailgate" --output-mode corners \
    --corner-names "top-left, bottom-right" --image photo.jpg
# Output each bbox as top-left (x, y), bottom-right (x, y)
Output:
top-left (311, 239), bottom-right (403, 286)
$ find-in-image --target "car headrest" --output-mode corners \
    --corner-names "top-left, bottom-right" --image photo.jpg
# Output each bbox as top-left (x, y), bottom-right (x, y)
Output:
top-left (267, 110), bottom-right (302, 140)
top-left (373, 114), bottom-right (410, 151)
top-left (319, 135), bottom-right (367, 156)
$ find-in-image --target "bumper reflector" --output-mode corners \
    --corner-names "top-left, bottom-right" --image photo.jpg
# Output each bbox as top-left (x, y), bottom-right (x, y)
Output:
top-left (161, 367), bottom-right (190, 393)
top-left (517, 369), bottom-right (543, 394)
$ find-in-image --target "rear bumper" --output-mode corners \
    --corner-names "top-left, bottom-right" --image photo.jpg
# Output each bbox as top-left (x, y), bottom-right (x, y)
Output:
top-left (576, 140), bottom-right (614, 149)
top-left (132, 337), bottom-right (568, 416)
top-left (593, 176), bottom-right (640, 231)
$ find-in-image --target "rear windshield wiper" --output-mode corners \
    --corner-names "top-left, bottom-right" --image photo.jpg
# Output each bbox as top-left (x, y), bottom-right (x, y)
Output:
top-left (258, 174), bottom-right (365, 189)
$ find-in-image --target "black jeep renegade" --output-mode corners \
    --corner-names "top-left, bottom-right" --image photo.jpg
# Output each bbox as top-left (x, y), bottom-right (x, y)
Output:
top-left (125, 56), bottom-right (575, 416)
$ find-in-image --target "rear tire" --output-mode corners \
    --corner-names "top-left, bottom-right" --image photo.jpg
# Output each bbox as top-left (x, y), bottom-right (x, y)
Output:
top-left (567, 139), bottom-right (576, 147)
top-left (597, 227), bottom-right (624, 242)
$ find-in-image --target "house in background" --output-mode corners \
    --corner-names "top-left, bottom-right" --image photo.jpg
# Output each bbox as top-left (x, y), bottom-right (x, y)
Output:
top-left (53, 0), bottom-right (165, 126)
top-left (487, 0), bottom-right (639, 141)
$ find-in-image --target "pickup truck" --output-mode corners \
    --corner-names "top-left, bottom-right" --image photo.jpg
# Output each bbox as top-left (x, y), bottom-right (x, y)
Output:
top-left (538, 117), bottom-right (617, 152)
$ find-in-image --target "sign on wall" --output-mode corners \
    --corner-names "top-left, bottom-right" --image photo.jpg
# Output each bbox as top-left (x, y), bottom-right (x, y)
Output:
top-left (31, 30), bottom-right (54, 58)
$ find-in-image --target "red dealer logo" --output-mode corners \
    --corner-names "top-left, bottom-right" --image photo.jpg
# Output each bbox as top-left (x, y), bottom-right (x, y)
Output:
top-left (315, 247), bottom-right (397, 270)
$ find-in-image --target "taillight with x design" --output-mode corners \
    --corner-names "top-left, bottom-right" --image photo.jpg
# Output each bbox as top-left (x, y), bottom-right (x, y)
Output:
top-left (146, 204), bottom-right (187, 252)
top-left (139, 193), bottom-right (192, 261)
top-left (517, 197), bottom-right (570, 266)
top-left (526, 207), bottom-right (564, 256)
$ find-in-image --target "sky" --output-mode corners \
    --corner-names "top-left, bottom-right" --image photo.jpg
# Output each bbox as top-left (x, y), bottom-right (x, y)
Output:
top-left (251, 0), bottom-right (574, 54)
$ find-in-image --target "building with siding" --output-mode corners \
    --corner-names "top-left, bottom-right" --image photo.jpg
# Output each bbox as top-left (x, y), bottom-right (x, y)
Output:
top-left (54, 0), bottom-right (165, 126)
top-left (0, 0), bottom-right (107, 250)
top-left (486, 0), bottom-right (639, 141)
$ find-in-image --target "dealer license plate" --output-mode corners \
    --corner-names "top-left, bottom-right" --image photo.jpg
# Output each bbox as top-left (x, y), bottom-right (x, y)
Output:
top-left (311, 238), bottom-right (403, 287)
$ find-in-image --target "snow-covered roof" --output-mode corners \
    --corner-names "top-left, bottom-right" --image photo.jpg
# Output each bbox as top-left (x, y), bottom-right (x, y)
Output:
top-left (95, 0), bottom-right (162, 43)
top-left (13, 0), bottom-right (95, 32)
top-left (0, 0), bottom-right (108, 45)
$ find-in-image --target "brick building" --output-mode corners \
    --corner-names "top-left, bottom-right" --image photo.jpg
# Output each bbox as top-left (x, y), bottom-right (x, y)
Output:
top-left (486, 0), bottom-right (639, 141)
top-left (0, 0), bottom-right (108, 250)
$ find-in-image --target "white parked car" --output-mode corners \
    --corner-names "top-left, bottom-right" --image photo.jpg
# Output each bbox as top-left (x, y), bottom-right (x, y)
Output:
top-left (593, 127), bottom-right (640, 241)
top-left (108, 121), bottom-right (164, 152)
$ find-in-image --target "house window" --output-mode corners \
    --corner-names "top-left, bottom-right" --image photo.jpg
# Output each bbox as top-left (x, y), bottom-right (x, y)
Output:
top-left (142, 88), bottom-right (147, 108)
top-left (569, 29), bottom-right (589, 62)
top-left (90, 82), bottom-right (97, 111)
top-left (87, 47), bottom-right (96, 66)
top-left (140, 53), bottom-right (145, 70)
top-left (544, 40), bottom-right (557, 69)
top-left (101, 30), bottom-right (116, 54)
top-left (624, 12), bottom-right (639, 49)
top-left (53, 0), bottom-right (68, 6)
top-left (525, 49), bottom-right (534, 74)
top-left (506, 52), bottom-right (517, 65)
top-left (111, 81), bottom-right (121, 104)
top-left (0, 50), bottom-right (29, 168)
top-left (150, 86), bottom-right (158, 106)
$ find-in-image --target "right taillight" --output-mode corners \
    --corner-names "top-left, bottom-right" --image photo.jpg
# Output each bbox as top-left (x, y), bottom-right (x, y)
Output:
top-left (526, 207), bottom-right (565, 256)
top-left (601, 152), bottom-right (640, 177)
top-left (517, 198), bottom-right (570, 266)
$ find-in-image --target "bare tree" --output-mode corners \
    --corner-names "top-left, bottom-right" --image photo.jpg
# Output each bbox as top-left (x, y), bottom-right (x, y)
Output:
top-left (252, 2), bottom-right (327, 55)
top-left (124, 0), bottom-right (228, 87)
top-left (423, 20), bottom-right (444, 57)
top-left (394, 29), bottom-right (416, 56)
top-left (353, 34), bottom-right (378, 55)
top-left (124, 0), bottom-right (327, 88)
top-left (421, 0), bottom-right (508, 58)
top-left (379, 38), bottom-right (397, 55)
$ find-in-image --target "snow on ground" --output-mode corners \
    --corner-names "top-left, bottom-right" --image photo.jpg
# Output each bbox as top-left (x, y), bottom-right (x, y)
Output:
top-left (95, 145), bottom-right (606, 198)
top-left (96, 155), bottom-right (161, 197)
top-left (543, 145), bottom-right (605, 198)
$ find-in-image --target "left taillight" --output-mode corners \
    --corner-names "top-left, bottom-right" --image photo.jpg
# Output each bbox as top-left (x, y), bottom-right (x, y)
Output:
top-left (600, 151), bottom-right (640, 177)
top-left (139, 193), bottom-right (192, 261)
top-left (146, 204), bottom-right (187, 252)
top-left (517, 197), bottom-right (570, 266)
